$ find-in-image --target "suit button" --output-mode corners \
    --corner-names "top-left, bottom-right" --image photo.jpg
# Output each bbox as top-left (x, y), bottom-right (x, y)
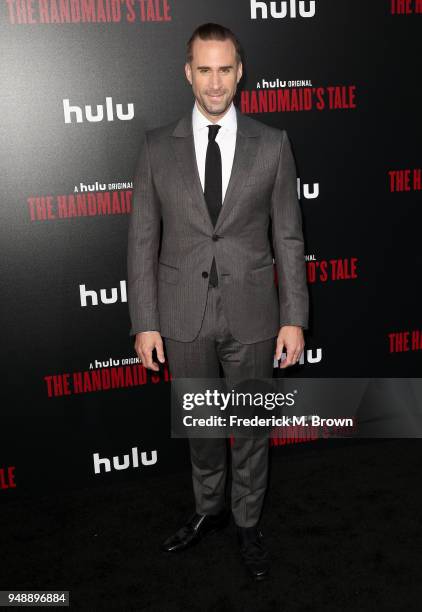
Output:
top-left (202, 271), bottom-right (209, 278)
top-left (212, 234), bottom-right (219, 241)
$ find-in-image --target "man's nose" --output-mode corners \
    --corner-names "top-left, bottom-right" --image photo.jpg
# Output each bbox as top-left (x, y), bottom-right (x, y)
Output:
top-left (209, 71), bottom-right (222, 90)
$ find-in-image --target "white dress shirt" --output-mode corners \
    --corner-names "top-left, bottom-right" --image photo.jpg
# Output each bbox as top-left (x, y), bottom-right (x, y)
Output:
top-left (192, 100), bottom-right (237, 204)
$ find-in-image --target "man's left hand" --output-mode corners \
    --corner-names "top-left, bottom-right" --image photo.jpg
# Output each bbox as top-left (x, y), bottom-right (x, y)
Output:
top-left (275, 325), bottom-right (305, 368)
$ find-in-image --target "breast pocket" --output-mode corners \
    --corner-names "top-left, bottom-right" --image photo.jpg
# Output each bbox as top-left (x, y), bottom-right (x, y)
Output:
top-left (158, 262), bottom-right (180, 285)
top-left (244, 169), bottom-right (276, 187)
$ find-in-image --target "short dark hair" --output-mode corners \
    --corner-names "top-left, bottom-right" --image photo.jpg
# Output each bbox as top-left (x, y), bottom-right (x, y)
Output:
top-left (186, 23), bottom-right (242, 64)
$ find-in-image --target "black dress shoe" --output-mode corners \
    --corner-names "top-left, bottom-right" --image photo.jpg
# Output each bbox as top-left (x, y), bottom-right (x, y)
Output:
top-left (161, 509), bottom-right (229, 553)
top-left (236, 525), bottom-right (270, 581)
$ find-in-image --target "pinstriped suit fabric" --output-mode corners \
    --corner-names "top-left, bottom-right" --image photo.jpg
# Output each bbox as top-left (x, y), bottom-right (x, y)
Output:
top-left (127, 107), bottom-right (309, 342)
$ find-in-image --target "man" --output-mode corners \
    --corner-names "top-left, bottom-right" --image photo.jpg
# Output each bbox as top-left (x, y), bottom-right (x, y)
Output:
top-left (127, 23), bottom-right (309, 581)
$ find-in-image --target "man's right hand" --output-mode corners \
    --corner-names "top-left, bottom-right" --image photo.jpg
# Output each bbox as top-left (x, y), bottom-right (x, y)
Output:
top-left (134, 331), bottom-right (165, 372)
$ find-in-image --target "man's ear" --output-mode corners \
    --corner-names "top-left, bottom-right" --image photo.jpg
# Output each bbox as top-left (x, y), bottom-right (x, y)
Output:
top-left (185, 62), bottom-right (192, 85)
top-left (237, 61), bottom-right (243, 84)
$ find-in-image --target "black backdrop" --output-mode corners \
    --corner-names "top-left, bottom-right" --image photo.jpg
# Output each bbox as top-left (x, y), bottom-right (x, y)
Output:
top-left (1, 0), bottom-right (421, 497)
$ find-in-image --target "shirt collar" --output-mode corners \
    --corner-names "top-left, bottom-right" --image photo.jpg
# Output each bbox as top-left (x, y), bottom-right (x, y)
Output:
top-left (192, 100), bottom-right (237, 134)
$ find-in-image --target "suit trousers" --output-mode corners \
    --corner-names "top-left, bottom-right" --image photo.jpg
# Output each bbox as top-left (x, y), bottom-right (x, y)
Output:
top-left (163, 283), bottom-right (277, 528)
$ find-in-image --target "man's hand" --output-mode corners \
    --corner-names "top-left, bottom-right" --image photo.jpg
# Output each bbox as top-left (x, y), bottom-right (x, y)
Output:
top-left (135, 331), bottom-right (165, 372)
top-left (275, 325), bottom-right (305, 369)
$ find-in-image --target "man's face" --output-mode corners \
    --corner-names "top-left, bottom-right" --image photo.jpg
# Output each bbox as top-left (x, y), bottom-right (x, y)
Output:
top-left (185, 38), bottom-right (243, 122)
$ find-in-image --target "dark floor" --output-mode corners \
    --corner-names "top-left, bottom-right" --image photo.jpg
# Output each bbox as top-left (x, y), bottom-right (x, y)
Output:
top-left (2, 439), bottom-right (422, 612)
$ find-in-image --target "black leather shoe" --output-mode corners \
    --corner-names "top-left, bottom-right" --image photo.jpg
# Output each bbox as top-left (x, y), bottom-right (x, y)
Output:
top-left (161, 509), bottom-right (230, 553)
top-left (236, 525), bottom-right (270, 581)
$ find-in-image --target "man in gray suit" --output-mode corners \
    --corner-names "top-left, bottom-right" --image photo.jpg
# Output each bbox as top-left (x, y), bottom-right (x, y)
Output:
top-left (127, 23), bottom-right (309, 581)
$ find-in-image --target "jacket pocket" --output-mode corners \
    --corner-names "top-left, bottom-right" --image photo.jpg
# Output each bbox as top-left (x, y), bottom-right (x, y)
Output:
top-left (248, 263), bottom-right (274, 285)
top-left (158, 262), bottom-right (180, 285)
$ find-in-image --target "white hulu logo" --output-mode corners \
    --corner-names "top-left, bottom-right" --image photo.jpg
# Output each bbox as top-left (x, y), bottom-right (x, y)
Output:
top-left (93, 447), bottom-right (158, 474)
top-left (274, 347), bottom-right (322, 367)
top-left (79, 281), bottom-right (127, 307)
top-left (63, 96), bottom-right (134, 123)
top-left (297, 178), bottom-right (319, 200)
top-left (251, 0), bottom-right (316, 19)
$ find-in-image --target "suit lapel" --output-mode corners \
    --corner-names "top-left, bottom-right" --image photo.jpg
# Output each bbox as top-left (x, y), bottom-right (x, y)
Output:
top-left (171, 106), bottom-right (261, 231)
top-left (215, 111), bottom-right (260, 230)
top-left (171, 111), bottom-right (213, 228)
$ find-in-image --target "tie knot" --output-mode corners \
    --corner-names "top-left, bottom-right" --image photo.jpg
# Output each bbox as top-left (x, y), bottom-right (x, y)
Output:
top-left (207, 124), bottom-right (221, 142)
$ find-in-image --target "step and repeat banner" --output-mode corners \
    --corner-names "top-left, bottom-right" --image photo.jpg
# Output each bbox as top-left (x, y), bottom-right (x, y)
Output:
top-left (1, 1), bottom-right (421, 496)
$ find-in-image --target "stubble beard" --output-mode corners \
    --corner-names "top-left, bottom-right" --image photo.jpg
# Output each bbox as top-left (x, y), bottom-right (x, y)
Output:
top-left (198, 91), bottom-right (234, 118)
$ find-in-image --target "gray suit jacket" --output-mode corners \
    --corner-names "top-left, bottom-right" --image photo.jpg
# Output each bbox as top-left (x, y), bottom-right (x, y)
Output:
top-left (127, 106), bottom-right (309, 343)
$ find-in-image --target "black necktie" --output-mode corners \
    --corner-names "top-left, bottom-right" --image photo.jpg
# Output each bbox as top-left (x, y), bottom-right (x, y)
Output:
top-left (204, 124), bottom-right (222, 287)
